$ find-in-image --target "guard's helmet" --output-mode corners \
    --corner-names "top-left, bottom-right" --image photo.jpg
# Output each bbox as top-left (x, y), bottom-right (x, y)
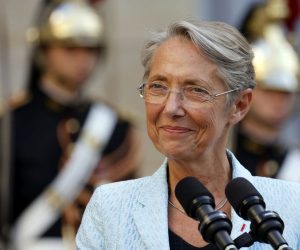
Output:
top-left (251, 27), bottom-right (300, 92)
top-left (241, 0), bottom-right (300, 92)
top-left (26, 0), bottom-right (104, 48)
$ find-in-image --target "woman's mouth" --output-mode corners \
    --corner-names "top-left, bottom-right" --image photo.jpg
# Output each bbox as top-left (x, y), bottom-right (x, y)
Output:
top-left (160, 126), bottom-right (193, 134)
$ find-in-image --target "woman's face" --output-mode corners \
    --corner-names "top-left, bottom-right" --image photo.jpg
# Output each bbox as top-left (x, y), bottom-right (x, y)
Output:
top-left (145, 37), bottom-right (236, 161)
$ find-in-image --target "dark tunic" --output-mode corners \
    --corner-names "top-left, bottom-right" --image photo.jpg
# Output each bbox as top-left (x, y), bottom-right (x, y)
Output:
top-left (234, 124), bottom-right (287, 178)
top-left (10, 86), bottom-right (135, 237)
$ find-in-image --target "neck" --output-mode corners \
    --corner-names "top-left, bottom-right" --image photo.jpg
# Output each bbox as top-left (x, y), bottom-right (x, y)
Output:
top-left (41, 74), bottom-right (80, 105)
top-left (167, 151), bottom-right (231, 207)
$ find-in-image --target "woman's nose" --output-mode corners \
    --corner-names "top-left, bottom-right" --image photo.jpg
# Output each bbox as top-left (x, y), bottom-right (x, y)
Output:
top-left (163, 91), bottom-right (185, 116)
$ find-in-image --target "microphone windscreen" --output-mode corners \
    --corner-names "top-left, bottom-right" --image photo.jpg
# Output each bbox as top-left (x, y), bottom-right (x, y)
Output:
top-left (175, 176), bottom-right (214, 214)
top-left (225, 177), bottom-right (263, 211)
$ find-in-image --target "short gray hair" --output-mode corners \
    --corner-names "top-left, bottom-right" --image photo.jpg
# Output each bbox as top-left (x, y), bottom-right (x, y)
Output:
top-left (141, 20), bottom-right (256, 104)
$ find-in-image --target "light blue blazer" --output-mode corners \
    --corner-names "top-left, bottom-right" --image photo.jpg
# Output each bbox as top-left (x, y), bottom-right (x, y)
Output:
top-left (76, 150), bottom-right (300, 249)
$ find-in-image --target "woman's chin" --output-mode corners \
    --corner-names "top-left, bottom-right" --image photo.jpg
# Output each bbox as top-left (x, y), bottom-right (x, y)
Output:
top-left (159, 147), bottom-right (194, 161)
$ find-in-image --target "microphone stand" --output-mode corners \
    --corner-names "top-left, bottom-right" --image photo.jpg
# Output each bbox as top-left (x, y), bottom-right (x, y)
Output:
top-left (233, 231), bottom-right (293, 250)
top-left (197, 210), bottom-right (238, 250)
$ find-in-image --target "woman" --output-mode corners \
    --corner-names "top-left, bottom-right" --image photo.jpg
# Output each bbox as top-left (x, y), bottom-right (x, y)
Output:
top-left (76, 20), bottom-right (300, 249)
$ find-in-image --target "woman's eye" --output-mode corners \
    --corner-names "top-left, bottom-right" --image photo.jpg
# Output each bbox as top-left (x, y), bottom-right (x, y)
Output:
top-left (149, 82), bottom-right (167, 90)
top-left (188, 86), bottom-right (209, 95)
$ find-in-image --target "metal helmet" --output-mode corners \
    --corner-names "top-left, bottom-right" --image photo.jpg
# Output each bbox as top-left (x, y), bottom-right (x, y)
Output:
top-left (242, 0), bottom-right (300, 92)
top-left (26, 0), bottom-right (104, 48)
top-left (252, 27), bottom-right (300, 92)
top-left (240, 0), bottom-right (289, 42)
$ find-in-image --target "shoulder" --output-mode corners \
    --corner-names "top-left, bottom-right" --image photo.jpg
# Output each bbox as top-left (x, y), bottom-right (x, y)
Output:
top-left (253, 177), bottom-right (300, 215)
top-left (90, 100), bottom-right (141, 155)
top-left (93, 176), bottom-right (151, 202)
top-left (253, 177), bottom-right (300, 245)
top-left (9, 91), bottom-right (31, 110)
top-left (286, 146), bottom-right (300, 157)
top-left (84, 177), bottom-right (152, 222)
top-left (91, 98), bottom-right (139, 126)
top-left (90, 161), bottom-right (167, 206)
top-left (254, 176), bottom-right (300, 198)
top-left (0, 91), bottom-right (31, 117)
top-left (92, 160), bottom-right (167, 205)
top-left (228, 151), bottom-right (300, 213)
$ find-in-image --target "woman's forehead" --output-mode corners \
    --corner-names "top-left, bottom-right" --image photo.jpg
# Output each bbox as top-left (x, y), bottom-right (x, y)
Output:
top-left (148, 38), bottom-right (223, 88)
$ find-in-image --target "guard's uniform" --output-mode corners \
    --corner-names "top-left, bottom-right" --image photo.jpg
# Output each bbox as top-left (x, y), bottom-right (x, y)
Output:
top-left (10, 85), bottom-right (140, 238)
top-left (234, 125), bottom-right (288, 178)
top-left (4, 1), bottom-right (141, 248)
top-left (231, 0), bottom-right (300, 181)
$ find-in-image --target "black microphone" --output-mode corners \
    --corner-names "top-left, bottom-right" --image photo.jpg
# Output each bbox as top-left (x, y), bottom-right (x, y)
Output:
top-left (225, 177), bottom-right (292, 250)
top-left (175, 177), bottom-right (238, 250)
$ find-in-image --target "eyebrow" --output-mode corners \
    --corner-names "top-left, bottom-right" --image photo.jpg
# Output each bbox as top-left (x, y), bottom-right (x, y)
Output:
top-left (148, 74), bottom-right (168, 82)
top-left (149, 74), bottom-right (211, 85)
top-left (184, 79), bottom-right (211, 88)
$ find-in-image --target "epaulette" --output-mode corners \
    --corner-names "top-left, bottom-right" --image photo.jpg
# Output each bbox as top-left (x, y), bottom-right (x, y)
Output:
top-left (0, 91), bottom-right (32, 117)
top-left (118, 109), bottom-right (143, 126)
top-left (91, 96), bottom-right (142, 126)
top-left (91, 96), bottom-right (115, 109)
top-left (9, 91), bottom-right (32, 110)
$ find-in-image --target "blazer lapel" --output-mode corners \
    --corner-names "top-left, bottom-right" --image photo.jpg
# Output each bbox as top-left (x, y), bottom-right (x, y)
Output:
top-left (229, 150), bottom-right (254, 241)
top-left (133, 162), bottom-right (170, 250)
top-left (132, 153), bottom-right (254, 249)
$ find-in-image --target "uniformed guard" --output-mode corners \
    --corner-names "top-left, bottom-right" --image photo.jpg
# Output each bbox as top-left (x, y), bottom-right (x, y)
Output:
top-left (8, 1), bottom-right (141, 249)
top-left (231, 0), bottom-right (300, 180)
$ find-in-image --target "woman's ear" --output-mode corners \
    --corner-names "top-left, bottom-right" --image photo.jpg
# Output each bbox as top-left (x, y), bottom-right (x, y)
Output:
top-left (229, 88), bottom-right (253, 125)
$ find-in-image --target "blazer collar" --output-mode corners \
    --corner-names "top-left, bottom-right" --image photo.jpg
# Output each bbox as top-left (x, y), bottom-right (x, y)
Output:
top-left (132, 152), bottom-right (254, 249)
top-left (133, 159), bottom-right (170, 250)
top-left (227, 150), bottom-right (253, 240)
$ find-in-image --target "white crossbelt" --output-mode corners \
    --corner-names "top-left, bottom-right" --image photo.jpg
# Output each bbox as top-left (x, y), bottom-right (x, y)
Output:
top-left (11, 103), bottom-right (117, 250)
top-left (277, 148), bottom-right (300, 182)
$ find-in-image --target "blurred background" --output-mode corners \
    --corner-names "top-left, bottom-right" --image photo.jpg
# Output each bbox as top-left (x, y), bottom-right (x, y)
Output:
top-left (1, 0), bottom-right (300, 249)
top-left (4, 0), bottom-right (295, 177)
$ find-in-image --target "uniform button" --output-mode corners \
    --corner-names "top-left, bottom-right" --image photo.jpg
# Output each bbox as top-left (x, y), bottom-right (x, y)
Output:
top-left (263, 160), bottom-right (279, 177)
top-left (66, 118), bottom-right (80, 134)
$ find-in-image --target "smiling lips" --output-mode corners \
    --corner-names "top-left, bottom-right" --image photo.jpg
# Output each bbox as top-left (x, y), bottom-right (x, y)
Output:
top-left (160, 126), bottom-right (193, 134)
